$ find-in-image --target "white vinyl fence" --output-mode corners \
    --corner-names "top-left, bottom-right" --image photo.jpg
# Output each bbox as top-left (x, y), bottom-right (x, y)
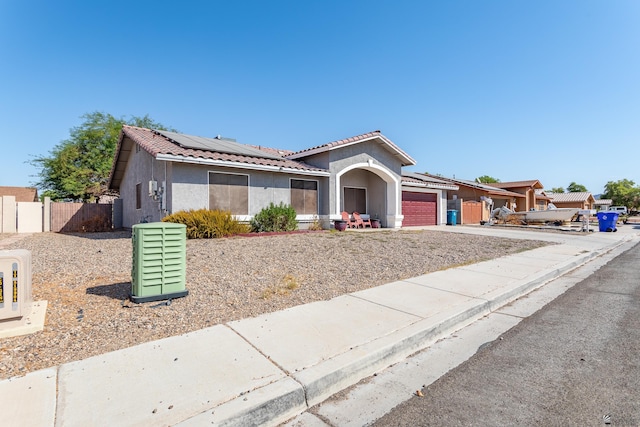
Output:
top-left (0, 196), bottom-right (51, 234)
top-left (0, 197), bottom-right (122, 234)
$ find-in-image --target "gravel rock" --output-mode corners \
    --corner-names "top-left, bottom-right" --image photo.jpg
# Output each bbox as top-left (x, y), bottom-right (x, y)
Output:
top-left (0, 229), bottom-right (548, 379)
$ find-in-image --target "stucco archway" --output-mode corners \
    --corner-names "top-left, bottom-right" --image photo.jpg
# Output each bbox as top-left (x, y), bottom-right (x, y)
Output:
top-left (334, 161), bottom-right (403, 228)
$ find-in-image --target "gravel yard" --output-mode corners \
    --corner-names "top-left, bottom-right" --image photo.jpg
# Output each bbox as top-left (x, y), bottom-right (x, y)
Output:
top-left (0, 229), bottom-right (548, 379)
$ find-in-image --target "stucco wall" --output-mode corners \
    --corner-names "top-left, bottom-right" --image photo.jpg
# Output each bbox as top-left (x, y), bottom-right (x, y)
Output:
top-left (119, 137), bottom-right (406, 228)
top-left (16, 202), bottom-right (42, 233)
top-left (306, 141), bottom-right (403, 221)
top-left (170, 163), bottom-right (329, 218)
top-left (300, 151), bottom-right (330, 170)
top-left (119, 146), bottom-right (167, 228)
top-left (340, 168), bottom-right (387, 220)
top-left (1, 196), bottom-right (15, 233)
top-left (552, 201), bottom-right (590, 210)
top-left (0, 197), bottom-right (51, 233)
top-left (450, 187), bottom-right (489, 202)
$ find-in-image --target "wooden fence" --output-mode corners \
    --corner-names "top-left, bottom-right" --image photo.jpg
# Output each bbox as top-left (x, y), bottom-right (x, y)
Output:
top-left (461, 200), bottom-right (483, 224)
top-left (50, 203), bottom-right (113, 232)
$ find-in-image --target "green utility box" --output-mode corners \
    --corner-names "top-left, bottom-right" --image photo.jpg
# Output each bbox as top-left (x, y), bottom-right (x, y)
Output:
top-left (131, 222), bottom-right (188, 303)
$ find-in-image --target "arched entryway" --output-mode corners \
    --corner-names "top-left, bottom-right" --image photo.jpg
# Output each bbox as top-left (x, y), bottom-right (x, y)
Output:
top-left (334, 161), bottom-right (402, 228)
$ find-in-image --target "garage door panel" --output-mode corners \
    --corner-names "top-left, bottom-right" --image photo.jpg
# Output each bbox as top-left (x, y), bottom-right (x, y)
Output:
top-left (402, 192), bottom-right (437, 226)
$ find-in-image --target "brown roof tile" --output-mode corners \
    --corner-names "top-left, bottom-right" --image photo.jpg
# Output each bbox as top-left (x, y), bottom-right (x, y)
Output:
top-left (109, 126), bottom-right (330, 190)
top-left (402, 173), bottom-right (459, 190)
top-left (0, 186), bottom-right (38, 202)
top-left (424, 175), bottom-right (525, 198)
top-left (546, 192), bottom-right (594, 203)
top-left (286, 130), bottom-right (416, 166)
top-left (246, 145), bottom-right (295, 157)
top-left (129, 126), bottom-right (326, 170)
top-left (594, 199), bottom-right (612, 205)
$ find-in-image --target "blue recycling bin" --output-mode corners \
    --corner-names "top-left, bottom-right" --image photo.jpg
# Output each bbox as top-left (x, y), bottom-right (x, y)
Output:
top-left (596, 211), bottom-right (619, 232)
top-left (447, 210), bottom-right (458, 226)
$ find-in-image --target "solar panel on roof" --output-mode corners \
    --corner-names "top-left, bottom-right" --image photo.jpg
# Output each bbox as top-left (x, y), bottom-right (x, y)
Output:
top-left (155, 130), bottom-right (283, 160)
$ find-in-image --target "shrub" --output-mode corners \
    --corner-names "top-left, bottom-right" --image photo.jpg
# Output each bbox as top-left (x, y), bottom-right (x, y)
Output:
top-left (307, 215), bottom-right (324, 231)
top-left (261, 273), bottom-right (301, 299)
top-left (250, 202), bottom-right (298, 233)
top-left (162, 209), bottom-right (249, 239)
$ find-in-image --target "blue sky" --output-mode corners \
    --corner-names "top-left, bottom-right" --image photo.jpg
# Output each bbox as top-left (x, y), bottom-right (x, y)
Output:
top-left (1, 1), bottom-right (639, 194)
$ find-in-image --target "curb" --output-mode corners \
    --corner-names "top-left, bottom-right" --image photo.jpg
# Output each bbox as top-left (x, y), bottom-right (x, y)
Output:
top-left (180, 235), bottom-right (636, 426)
top-left (2, 233), bottom-right (636, 427)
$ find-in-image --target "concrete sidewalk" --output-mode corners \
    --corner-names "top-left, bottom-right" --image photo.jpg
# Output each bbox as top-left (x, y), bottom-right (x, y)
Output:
top-left (3, 225), bottom-right (639, 427)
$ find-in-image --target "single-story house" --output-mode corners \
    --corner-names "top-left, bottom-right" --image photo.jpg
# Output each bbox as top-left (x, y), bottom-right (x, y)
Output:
top-left (108, 126), bottom-right (455, 229)
top-left (593, 198), bottom-right (612, 211)
top-left (0, 186), bottom-right (39, 202)
top-left (422, 175), bottom-right (525, 210)
top-left (545, 192), bottom-right (595, 210)
top-left (491, 180), bottom-right (550, 211)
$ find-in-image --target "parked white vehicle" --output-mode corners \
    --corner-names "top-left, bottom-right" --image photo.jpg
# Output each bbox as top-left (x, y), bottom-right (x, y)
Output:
top-left (609, 206), bottom-right (628, 215)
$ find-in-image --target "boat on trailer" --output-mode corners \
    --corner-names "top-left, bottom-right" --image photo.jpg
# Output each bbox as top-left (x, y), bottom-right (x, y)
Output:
top-left (492, 206), bottom-right (580, 224)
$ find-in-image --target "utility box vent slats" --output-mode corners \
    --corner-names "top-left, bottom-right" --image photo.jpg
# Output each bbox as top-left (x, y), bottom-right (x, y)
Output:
top-left (131, 222), bottom-right (188, 304)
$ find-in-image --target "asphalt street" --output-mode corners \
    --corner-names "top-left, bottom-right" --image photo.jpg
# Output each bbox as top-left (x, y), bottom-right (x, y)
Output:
top-left (372, 241), bottom-right (640, 426)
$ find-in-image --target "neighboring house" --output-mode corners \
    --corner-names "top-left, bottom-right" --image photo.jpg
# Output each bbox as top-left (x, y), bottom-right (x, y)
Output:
top-left (0, 186), bottom-right (39, 202)
top-left (409, 174), bottom-right (525, 224)
top-left (109, 126), bottom-right (449, 229)
top-left (593, 198), bottom-right (612, 211)
top-left (422, 175), bottom-right (525, 211)
top-left (545, 192), bottom-right (595, 210)
top-left (491, 180), bottom-right (549, 211)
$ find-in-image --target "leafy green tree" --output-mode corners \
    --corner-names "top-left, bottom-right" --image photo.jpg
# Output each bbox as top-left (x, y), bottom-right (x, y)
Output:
top-left (566, 182), bottom-right (588, 192)
top-left (476, 175), bottom-right (500, 184)
top-left (31, 112), bottom-right (174, 201)
top-left (603, 179), bottom-right (640, 209)
top-left (550, 187), bottom-right (565, 193)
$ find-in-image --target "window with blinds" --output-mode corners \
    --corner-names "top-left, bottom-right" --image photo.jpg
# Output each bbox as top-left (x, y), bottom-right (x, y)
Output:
top-left (209, 172), bottom-right (249, 215)
top-left (344, 187), bottom-right (366, 213)
top-left (291, 179), bottom-right (318, 215)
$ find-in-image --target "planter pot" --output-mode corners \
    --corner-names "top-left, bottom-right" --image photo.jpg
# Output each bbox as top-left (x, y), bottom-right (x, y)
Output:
top-left (370, 219), bottom-right (381, 229)
top-left (334, 220), bottom-right (348, 231)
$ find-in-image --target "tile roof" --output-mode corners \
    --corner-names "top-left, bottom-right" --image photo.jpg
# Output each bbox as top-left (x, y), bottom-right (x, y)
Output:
top-left (426, 175), bottom-right (525, 198)
top-left (492, 180), bottom-right (544, 189)
top-left (402, 172), bottom-right (459, 190)
top-left (593, 199), bottom-right (612, 205)
top-left (546, 192), bottom-right (594, 203)
top-left (0, 186), bottom-right (38, 202)
top-left (109, 126), bottom-right (329, 189)
top-left (246, 145), bottom-right (295, 157)
top-left (286, 130), bottom-right (416, 166)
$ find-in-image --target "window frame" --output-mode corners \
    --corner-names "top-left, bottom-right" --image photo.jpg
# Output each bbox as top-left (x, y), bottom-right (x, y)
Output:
top-left (208, 171), bottom-right (250, 216)
top-left (290, 178), bottom-right (319, 216)
top-left (135, 183), bottom-right (142, 210)
top-left (343, 186), bottom-right (367, 214)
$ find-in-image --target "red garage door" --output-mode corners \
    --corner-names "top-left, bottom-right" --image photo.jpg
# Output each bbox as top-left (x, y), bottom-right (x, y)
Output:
top-left (402, 192), bottom-right (437, 226)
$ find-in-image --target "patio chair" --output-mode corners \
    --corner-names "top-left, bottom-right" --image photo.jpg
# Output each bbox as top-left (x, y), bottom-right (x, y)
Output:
top-left (353, 212), bottom-right (371, 228)
top-left (341, 211), bottom-right (357, 228)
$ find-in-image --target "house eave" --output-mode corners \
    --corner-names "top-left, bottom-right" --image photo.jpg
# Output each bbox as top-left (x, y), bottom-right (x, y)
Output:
top-left (155, 154), bottom-right (331, 177)
top-left (402, 181), bottom-right (459, 191)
